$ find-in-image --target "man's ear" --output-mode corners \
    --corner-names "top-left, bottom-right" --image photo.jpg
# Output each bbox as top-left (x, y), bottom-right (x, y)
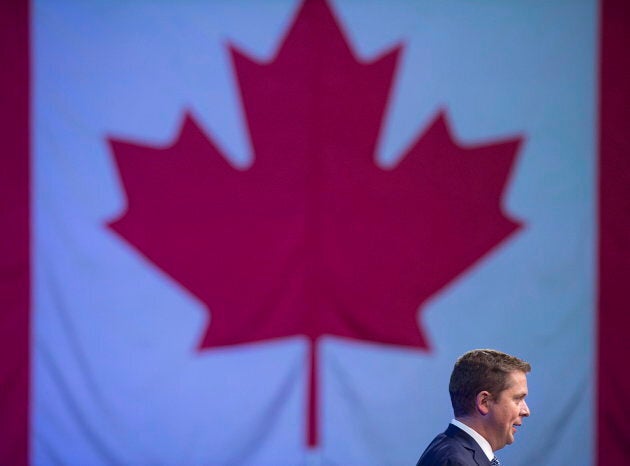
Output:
top-left (475, 391), bottom-right (492, 416)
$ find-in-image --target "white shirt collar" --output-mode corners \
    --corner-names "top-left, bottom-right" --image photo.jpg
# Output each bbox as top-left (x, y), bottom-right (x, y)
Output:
top-left (450, 419), bottom-right (494, 461)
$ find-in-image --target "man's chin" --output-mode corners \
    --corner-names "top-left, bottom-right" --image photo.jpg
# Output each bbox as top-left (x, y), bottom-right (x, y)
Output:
top-left (500, 433), bottom-right (515, 448)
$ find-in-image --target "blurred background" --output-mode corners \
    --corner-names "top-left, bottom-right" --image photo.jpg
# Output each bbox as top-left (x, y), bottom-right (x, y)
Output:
top-left (2, 0), bottom-right (628, 465)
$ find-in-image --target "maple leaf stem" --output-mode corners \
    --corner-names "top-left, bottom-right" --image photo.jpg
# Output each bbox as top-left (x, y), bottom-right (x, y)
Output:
top-left (307, 338), bottom-right (319, 448)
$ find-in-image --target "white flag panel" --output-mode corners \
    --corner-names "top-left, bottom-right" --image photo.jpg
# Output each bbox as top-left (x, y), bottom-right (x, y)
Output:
top-left (33, 1), bottom-right (597, 464)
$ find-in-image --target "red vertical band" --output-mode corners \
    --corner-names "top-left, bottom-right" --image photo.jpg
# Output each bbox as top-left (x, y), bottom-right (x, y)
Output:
top-left (0, 1), bottom-right (30, 465)
top-left (598, 0), bottom-right (630, 464)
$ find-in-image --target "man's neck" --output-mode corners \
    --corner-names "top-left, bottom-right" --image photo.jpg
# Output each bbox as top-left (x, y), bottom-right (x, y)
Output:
top-left (452, 417), bottom-right (495, 461)
top-left (455, 416), bottom-right (487, 441)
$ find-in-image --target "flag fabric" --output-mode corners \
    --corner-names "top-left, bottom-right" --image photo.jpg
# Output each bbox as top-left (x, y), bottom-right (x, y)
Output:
top-left (2, 0), bottom-right (629, 465)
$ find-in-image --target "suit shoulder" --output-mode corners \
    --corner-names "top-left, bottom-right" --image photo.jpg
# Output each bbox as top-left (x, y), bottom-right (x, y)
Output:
top-left (416, 432), bottom-right (476, 466)
top-left (417, 453), bottom-right (467, 466)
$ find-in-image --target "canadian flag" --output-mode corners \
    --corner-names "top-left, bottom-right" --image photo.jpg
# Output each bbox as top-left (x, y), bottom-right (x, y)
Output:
top-left (1, 0), bottom-right (628, 465)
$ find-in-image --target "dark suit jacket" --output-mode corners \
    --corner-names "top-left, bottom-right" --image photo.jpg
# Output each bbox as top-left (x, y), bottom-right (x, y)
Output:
top-left (416, 423), bottom-right (492, 466)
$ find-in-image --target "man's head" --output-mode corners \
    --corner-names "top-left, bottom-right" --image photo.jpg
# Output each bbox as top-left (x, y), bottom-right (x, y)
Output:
top-left (449, 349), bottom-right (531, 451)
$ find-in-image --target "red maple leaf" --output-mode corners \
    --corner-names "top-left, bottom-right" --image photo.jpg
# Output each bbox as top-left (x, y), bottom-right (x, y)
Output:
top-left (107, 0), bottom-right (522, 448)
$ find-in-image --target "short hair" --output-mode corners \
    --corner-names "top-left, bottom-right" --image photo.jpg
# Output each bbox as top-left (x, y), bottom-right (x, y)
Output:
top-left (449, 349), bottom-right (531, 417)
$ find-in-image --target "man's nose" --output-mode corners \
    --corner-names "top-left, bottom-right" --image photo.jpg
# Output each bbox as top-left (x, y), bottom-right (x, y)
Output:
top-left (521, 400), bottom-right (530, 417)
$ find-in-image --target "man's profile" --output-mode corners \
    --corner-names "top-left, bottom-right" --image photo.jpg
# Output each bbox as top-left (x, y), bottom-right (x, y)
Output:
top-left (416, 349), bottom-right (531, 466)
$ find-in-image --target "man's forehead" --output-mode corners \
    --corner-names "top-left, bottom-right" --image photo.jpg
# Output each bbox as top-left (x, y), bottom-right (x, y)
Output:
top-left (505, 370), bottom-right (528, 392)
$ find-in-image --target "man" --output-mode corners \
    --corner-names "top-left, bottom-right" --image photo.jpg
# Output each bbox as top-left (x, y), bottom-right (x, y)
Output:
top-left (416, 349), bottom-right (531, 466)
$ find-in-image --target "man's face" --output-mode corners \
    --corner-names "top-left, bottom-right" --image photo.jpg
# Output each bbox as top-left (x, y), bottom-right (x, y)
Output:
top-left (485, 370), bottom-right (530, 451)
